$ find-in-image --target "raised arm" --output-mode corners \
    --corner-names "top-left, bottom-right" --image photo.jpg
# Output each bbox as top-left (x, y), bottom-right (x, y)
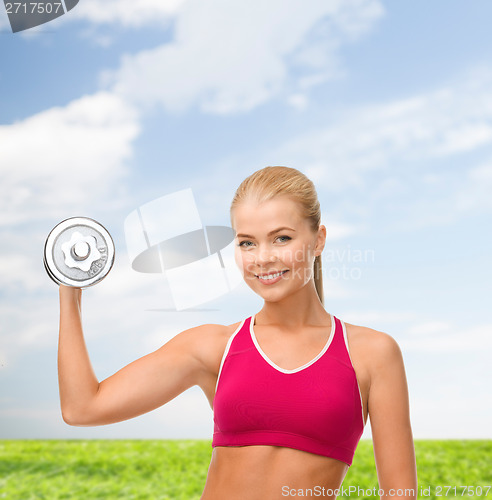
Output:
top-left (367, 331), bottom-right (418, 499)
top-left (58, 285), bottom-right (223, 426)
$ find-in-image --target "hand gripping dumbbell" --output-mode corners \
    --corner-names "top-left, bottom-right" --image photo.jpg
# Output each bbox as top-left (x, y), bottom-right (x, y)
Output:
top-left (43, 217), bottom-right (115, 288)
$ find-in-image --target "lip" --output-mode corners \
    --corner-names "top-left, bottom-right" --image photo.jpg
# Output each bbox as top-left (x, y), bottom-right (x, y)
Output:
top-left (255, 270), bottom-right (288, 285)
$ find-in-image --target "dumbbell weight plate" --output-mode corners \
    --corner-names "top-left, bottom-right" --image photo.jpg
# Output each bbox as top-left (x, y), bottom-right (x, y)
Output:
top-left (43, 217), bottom-right (115, 288)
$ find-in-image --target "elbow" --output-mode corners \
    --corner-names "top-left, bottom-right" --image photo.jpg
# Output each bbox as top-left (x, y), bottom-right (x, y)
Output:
top-left (61, 409), bottom-right (77, 426)
top-left (61, 407), bottom-right (95, 427)
top-left (61, 408), bottom-right (83, 426)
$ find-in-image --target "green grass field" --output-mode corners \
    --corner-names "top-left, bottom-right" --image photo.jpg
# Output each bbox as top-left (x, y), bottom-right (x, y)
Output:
top-left (0, 440), bottom-right (490, 499)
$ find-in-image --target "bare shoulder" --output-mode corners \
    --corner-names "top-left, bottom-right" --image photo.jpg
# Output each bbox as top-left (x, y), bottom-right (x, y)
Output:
top-left (171, 320), bottom-right (243, 372)
top-left (344, 321), bottom-right (403, 372)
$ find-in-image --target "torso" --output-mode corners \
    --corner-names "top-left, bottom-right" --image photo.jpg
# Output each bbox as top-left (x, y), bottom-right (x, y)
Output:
top-left (196, 315), bottom-right (372, 500)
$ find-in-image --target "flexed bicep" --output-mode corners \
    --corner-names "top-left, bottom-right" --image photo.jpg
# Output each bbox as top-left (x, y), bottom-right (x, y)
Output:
top-left (63, 322), bottom-right (222, 427)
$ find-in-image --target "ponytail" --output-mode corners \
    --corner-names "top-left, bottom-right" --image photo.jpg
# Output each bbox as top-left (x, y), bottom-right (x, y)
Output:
top-left (314, 255), bottom-right (324, 306)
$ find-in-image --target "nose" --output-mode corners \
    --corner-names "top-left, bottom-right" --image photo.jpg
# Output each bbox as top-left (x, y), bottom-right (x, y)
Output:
top-left (254, 245), bottom-right (278, 266)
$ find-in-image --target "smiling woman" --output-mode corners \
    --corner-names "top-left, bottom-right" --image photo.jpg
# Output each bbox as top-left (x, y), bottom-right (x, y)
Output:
top-left (57, 166), bottom-right (417, 500)
top-left (230, 168), bottom-right (326, 308)
top-left (231, 199), bottom-right (323, 307)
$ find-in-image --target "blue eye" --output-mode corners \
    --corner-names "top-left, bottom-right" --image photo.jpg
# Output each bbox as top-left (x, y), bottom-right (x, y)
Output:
top-left (238, 241), bottom-right (253, 248)
top-left (276, 236), bottom-right (291, 243)
top-left (237, 236), bottom-right (291, 247)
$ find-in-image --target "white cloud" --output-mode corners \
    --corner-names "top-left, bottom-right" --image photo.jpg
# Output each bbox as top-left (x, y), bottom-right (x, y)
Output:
top-left (470, 162), bottom-right (492, 182)
top-left (0, 91), bottom-right (140, 226)
top-left (0, 272), bottom-right (179, 372)
top-left (272, 67), bottom-right (492, 192)
top-left (0, 298), bottom-right (55, 371)
top-left (335, 311), bottom-right (492, 352)
top-left (322, 279), bottom-right (352, 299)
top-left (106, 0), bottom-right (384, 114)
top-left (396, 158), bottom-right (492, 229)
top-left (0, 0), bottom-right (184, 37)
top-left (71, 0), bottom-right (186, 27)
top-left (322, 220), bottom-right (359, 240)
top-left (259, 66), bottom-right (492, 231)
top-left (340, 310), bottom-right (418, 327)
top-left (401, 323), bottom-right (492, 352)
top-left (407, 321), bottom-right (451, 336)
top-left (454, 161), bottom-right (492, 213)
top-left (0, 254), bottom-right (46, 293)
top-left (287, 93), bottom-right (309, 111)
top-left (0, 90), bottom-right (143, 375)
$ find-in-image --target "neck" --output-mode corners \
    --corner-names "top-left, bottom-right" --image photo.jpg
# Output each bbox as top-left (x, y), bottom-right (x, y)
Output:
top-left (256, 280), bottom-right (329, 330)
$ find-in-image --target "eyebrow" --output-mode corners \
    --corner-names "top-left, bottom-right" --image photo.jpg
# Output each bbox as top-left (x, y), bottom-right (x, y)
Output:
top-left (235, 227), bottom-right (296, 239)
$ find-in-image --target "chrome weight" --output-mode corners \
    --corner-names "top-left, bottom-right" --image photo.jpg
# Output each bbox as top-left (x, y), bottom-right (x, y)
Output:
top-left (43, 217), bottom-right (115, 288)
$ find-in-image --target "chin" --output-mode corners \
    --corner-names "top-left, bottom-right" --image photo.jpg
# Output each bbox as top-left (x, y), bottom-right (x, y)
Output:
top-left (253, 287), bottom-right (291, 303)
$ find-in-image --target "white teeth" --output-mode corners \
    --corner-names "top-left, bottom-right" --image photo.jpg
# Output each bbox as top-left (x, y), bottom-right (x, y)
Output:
top-left (258, 271), bottom-right (284, 280)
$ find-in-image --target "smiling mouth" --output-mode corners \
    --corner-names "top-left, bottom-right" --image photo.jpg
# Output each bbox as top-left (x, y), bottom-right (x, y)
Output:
top-left (255, 270), bottom-right (288, 280)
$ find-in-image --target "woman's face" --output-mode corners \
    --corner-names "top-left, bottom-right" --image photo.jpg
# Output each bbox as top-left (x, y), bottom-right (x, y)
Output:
top-left (231, 195), bottom-right (325, 302)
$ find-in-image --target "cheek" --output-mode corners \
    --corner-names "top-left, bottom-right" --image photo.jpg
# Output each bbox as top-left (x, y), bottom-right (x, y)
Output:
top-left (234, 249), bottom-right (253, 274)
top-left (234, 248), bottom-right (244, 271)
top-left (282, 244), bottom-right (309, 268)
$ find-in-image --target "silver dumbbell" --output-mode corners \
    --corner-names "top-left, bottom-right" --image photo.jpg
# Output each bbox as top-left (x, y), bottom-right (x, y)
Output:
top-left (43, 217), bottom-right (115, 288)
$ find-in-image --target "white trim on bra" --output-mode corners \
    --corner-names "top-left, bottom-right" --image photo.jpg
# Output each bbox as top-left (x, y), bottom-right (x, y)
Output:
top-left (214, 318), bottom-right (246, 394)
top-left (249, 313), bottom-right (336, 374)
top-left (340, 318), bottom-right (367, 427)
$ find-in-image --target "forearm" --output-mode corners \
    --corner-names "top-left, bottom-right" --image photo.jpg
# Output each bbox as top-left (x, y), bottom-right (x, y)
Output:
top-left (58, 286), bottom-right (99, 423)
top-left (376, 434), bottom-right (418, 500)
top-left (379, 474), bottom-right (418, 500)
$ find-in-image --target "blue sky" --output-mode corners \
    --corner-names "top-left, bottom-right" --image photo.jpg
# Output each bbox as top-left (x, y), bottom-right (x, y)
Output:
top-left (1, 0), bottom-right (491, 441)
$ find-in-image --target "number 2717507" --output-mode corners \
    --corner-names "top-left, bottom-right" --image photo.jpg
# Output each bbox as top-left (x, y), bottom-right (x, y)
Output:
top-left (5, 3), bottom-right (63, 14)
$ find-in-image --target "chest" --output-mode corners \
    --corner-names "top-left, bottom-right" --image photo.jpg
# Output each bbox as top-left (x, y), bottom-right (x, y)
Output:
top-left (213, 341), bottom-right (362, 437)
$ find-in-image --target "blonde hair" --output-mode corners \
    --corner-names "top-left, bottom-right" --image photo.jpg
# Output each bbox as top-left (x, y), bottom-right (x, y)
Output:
top-left (230, 166), bottom-right (324, 306)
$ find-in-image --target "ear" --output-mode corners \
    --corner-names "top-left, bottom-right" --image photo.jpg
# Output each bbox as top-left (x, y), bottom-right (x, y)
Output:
top-left (314, 224), bottom-right (326, 256)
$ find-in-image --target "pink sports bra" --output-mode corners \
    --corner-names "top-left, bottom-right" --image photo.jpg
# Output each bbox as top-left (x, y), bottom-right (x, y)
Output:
top-left (212, 314), bottom-right (365, 466)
